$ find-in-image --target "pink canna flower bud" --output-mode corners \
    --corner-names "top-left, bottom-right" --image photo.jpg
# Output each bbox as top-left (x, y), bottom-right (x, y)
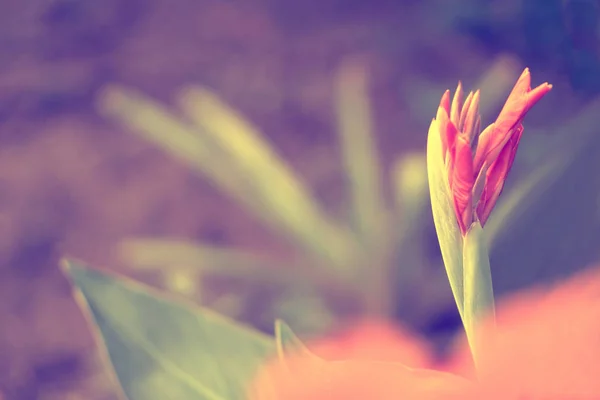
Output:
top-left (433, 68), bottom-right (552, 235)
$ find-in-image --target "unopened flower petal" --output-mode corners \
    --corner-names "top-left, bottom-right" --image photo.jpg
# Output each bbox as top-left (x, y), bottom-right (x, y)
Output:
top-left (450, 82), bottom-right (464, 126)
top-left (452, 134), bottom-right (475, 233)
top-left (473, 69), bottom-right (551, 172)
top-left (459, 91), bottom-right (475, 132)
top-left (463, 90), bottom-right (480, 142)
top-left (440, 89), bottom-right (451, 115)
top-left (476, 125), bottom-right (523, 226)
top-left (429, 68), bottom-right (550, 236)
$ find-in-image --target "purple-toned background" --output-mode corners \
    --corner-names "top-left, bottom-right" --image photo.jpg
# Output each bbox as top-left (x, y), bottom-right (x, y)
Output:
top-left (0, 0), bottom-right (598, 398)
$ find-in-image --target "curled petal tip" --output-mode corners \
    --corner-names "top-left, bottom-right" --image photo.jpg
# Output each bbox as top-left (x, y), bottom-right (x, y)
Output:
top-left (526, 82), bottom-right (552, 111)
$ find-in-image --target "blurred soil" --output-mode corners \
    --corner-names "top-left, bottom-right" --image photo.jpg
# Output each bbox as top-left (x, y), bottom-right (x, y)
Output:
top-left (0, 0), bottom-right (597, 398)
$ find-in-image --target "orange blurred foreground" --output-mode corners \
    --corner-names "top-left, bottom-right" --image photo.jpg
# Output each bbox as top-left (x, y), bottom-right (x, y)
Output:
top-left (250, 267), bottom-right (600, 399)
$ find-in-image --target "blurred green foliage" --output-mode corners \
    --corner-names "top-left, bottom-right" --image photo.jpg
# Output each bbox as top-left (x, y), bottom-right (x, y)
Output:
top-left (99, 58), bottom-right (432, 329)
top-left (95, 55), bottom-right (600, 328)
top-left (64, 260), bottom-right (276, 400)
top-left (65, 56), bottom-right (600, 398)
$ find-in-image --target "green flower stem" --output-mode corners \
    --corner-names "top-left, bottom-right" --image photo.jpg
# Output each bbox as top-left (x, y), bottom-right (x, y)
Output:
top-left (462, 222), bottom-right (496, 370)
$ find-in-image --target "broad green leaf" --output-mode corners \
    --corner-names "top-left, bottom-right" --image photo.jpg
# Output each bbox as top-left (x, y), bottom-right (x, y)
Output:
top-left (426, 118), bottom-right (465, 318)
top-left (178, 88), bottom-right (356, 271)
top-left (462, 221), bottom-right (495, 369)
top-left (334, 59), bottom-right (386, 245)
top-left (63, 259), bottom-right (275, 400)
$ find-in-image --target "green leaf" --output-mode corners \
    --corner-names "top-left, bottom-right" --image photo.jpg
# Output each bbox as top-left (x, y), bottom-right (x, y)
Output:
top-left (62, 259), bottom-right (275, 400)
top-left (426, 118), bottom-right (465, 318)
top-left (97, 87), bottom-right (249, 211)
top-left (391, 153), bottom-right (432, 321)
top-left (98, 86), bottom-right (356, 273)
top-left (274, 320), bottom-right (320, 362)
top-left (178, 87), bottom-right (356, 271)
top-left (462, 221), bottom-right (495, 369)
top-left (119, 238), bottom-right (304, 284)
top-left (392, 152), bottom-right (429, 242)
top-left (334, 59), bottom-right (385, 245)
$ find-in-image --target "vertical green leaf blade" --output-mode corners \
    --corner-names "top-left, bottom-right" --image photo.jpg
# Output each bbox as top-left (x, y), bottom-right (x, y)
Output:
top-left (334, 60), bottom-right (385, 244)
top-left (392, 152), bottom-right (429, 242)
top-left (63, 259), bottom-right (275, 400)
top-left (426, 119), bottom-right (465, 317)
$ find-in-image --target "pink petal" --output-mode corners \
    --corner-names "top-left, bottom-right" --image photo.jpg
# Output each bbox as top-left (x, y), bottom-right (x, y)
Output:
top-left (436, 106), bottom-right (450, 155)
top-left (473, 69), bottom-right (551, 172)
top-left (440, 89), bottom-right (451, 115)
top-left (452, 134), bottom-right (475, 234)
top-left (476, 125), bottom-right (523, 227)
top-left (463, 90), bottom-right (481, 142)
top-left (450, 81), bottom-right (464, 127)
top-left (459, 91), bottom-right (474, 131)
top-left (525, 82), bottom-right (552, 114)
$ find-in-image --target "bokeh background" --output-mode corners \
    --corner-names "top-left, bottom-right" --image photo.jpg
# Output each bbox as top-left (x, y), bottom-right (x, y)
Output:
top-left (1, 0), bottom-right (600, 398)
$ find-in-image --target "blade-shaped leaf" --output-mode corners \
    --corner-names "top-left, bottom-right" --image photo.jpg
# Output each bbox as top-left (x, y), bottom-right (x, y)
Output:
top-left (391, 153), bottom-right (432, 322)
top-left (334, 59), bottom-right (385, 245)
top-left (392, 152), bottom-right (429, 243)
top-left (119, 238), bottom-right (303, 284)
top-left (98, 87), bottom-right (249, 210)
top-left (63, 259), bottom-right (275, 400)
top-left (178, 88), bottom-right (356, 271)
top-left (99, 87), bottom-right (355, 273)
top-left (426, 118), bottom-right (465, 318)
top-left (462, 221), bottom-right (495, 369)
top-left (274, 320), bottom-right (320, 362)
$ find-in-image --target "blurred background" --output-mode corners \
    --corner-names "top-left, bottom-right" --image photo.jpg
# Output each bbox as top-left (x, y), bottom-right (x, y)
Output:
top-left (1, 0), bottom-right (600, 398)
